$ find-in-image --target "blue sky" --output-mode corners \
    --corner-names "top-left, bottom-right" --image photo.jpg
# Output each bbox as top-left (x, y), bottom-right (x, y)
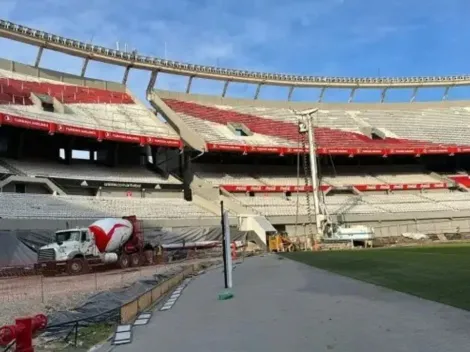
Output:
top-left (1, 0), bottom-right (470, 103)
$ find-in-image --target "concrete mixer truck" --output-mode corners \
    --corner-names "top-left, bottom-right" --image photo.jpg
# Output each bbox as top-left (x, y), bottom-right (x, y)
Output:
top-left (36, 216), bottom-right (221, 276)
top-left (36, 216), bottom-right (150, 275)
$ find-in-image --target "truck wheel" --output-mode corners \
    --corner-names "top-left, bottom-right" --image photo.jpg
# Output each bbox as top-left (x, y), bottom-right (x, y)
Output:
top-left (130, 253), bottom-right (141, 267)
top-left (144, 250), bottom-right (154, 265)
top-left (118, 254), bottom-right (130, 269)
top-left (67, 259), bottom-right (85, 275)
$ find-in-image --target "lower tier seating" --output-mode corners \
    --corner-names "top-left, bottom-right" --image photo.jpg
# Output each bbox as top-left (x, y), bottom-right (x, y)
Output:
top-left (2, 159), bottom-right (181, 184)
top-left (0, 193), bottom-right (215, 219)
top-left (235, 192), bottom-right (470, 217)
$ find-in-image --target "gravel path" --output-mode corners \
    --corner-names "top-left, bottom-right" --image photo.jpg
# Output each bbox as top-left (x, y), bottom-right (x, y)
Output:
top-left (114, 254), bottom-right (470, 352)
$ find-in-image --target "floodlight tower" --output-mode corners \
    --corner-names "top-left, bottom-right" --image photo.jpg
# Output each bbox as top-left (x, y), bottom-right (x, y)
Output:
top-left (294, 108), bottom-right (323, 245)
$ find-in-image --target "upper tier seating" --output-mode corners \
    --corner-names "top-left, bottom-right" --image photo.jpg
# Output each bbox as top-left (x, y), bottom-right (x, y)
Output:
top-left (0, 193), bottom-right (214, 219)
top-left (0, 70), bottom-right (179, 140)
top-left (193, 164), bottom-right (442, 188)
top-left (236, 192), bottom-right (468, 217)
top-left (2, 159), bottom-right (181, 184)
top-left (162, 97), bottom-right (470, 150)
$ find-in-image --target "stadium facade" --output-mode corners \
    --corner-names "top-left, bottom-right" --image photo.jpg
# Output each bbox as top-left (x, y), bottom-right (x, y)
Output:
top-left (1, 19), bottom-right (470, 250)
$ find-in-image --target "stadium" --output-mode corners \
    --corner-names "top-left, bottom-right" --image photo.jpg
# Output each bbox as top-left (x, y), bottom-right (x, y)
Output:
top-left (1, 19), bottom-right (470, 250)
top-left (3, 11), bottom-right (470, 351)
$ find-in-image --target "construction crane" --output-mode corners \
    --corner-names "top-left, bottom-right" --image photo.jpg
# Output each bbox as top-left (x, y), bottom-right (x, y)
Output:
top-left (292, 108), bottom-right (375, 248)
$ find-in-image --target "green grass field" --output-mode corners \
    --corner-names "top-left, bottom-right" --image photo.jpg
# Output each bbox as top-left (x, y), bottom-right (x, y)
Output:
top-left (284, 244), bottom-right (470, 310)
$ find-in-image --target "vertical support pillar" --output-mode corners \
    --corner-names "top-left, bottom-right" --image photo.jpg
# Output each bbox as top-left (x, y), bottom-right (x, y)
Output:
top-left (287, 86), bottom-right (295, 101)
top-left (113, 143), bottom-right (119, 167)
top-left (380, 88), bottom-right (388, 103)
top-left (348, 88), bottom-right (356, 103)
top-left (254, 83), bottom-right (262, 100)
top-left (80, 57), bottom-right (89, 77)
top-left (146, 70), bottom-right (159, 95)
top-left (151, 147), bottom-right (158, 169)
top-left (186, 76), bottom-right (194, 94)
top-left (442, 86), bottom-right (450, 101)
top-left (122, 66), bottom-right (131, 85)
top-left (65, 147), bottom-right (72, 165)
top-left (410, 87), bottom-right (418, 103)
top-left (34, 47), bottom-right (44, 68)
top-left (66, 136), bottom-right (75, 165)
top-left (318, 87), bottom-right (326, 102)
top-left (16, 131), bottom-right (25, 159)
top-left (222, 81), bottom-right (230, 97)
top-left (182, 150), bottom-right (192, 201)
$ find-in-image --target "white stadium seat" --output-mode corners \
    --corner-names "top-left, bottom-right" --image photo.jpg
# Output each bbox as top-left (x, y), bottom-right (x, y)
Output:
top-left (2, 158), bottom-right (180, 184)
top-left (0, 193), bottom-right (215, 219)
top-left (0, 69), bottom-right (179, 141)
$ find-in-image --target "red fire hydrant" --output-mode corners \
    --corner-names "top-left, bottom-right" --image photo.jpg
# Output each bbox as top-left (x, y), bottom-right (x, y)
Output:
top-left (0, 314), bottom-right (47, 352)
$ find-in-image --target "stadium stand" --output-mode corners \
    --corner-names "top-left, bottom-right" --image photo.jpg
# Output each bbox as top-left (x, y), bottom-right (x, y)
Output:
top-left (193, 163), bottom-right (445, 191)
top-left (235, 192), bottom-right (470, 217)
top-left (0, 67), bottom-right (181, 147)
top-left (157, 91), bottom-right (470, 156)
top-left (1, 158), bottom-right (180, 184)
top-left (0, 193), bottom-right (215, 219)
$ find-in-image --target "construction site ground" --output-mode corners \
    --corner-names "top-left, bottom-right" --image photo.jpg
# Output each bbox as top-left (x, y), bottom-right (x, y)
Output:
top-left (110, 254), bottom-right (470, 352)
top-left (0, 258), bottom-right (217, 327)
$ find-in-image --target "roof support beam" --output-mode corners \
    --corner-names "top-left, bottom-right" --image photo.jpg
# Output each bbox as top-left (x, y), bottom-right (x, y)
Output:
top-left (348, 88), bottom-right (356, 103)
top-left (287, 86), bottom-right (295, 101)
top-left (122, 66), bottom-right (131, 85)
top-left (146, 70), bottom-right (159, 95)
top-left (254, 83), bottom-right (263, 100)
top-left (222, 81), bottom-right (230, 97)
top-left (34, 46), bottom-right (44, 68)
top-left (186, 76), bottom-right (194, 94)
top-left (380, 88), bottom-right (388, 103)
top-left (80, 57), bottom-right (89, 78)
top-left (410, 87), bottom-right (419, 103)
top-left (442, 86), bottom-right (451, 101)
top-left (318, 87), bottom-right (326, 102)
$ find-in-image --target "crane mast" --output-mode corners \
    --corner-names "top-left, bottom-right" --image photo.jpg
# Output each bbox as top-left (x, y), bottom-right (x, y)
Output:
top-left (294, 108), bottom-right (324, 248)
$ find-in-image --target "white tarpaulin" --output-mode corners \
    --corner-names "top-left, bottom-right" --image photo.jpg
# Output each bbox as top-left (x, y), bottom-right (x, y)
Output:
top-left (401, 232), bottom-right (429, 240)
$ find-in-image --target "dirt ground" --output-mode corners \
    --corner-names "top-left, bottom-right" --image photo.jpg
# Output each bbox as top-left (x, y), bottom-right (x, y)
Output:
top-left (0, 258), bottom-right (220, 326)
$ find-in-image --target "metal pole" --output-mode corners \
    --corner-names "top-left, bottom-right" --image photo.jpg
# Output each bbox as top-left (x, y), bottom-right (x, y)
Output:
top-left (223, 211), bottom-right (232, 289)
top-left (306, 112), bottom-right (323, 240)
top-left (220, 201), bottom-right (228, 289)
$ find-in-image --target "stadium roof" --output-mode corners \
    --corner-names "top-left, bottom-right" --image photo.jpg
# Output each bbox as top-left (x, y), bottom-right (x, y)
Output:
top-left (1, 19), bottom-right (470, 91)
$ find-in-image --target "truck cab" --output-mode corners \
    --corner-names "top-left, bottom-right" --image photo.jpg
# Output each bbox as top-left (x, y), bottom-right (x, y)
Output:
top-left (37, 228), bottom-right (98, 262)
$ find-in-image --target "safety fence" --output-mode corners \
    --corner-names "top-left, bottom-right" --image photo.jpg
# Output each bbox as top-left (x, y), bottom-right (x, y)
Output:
top-left (1, 259), bottom-right (217, 351)
top-left (0, 265), bottom-right (170, 305)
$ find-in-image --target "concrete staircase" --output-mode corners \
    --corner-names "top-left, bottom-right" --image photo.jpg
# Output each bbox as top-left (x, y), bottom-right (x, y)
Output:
top-left (0, 175), bottom-right (65, 194)
top-left (191, 176), bottom-right (275, 247)
top-left (0, 159), bottom-right (26, 176)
